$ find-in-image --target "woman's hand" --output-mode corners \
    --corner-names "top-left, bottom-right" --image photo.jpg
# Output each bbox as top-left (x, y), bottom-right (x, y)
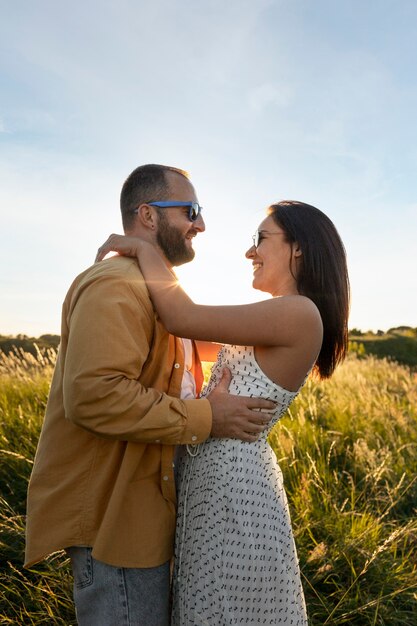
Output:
top-left (95, 234), bottom-right (147, 262)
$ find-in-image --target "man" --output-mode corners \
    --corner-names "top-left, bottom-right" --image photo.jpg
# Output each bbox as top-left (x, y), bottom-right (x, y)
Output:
top-left (25, 164), bottom-right (273, 625)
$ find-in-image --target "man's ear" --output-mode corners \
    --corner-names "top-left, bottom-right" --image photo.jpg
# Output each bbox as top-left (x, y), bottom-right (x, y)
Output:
top-left (135, 203), bottom-right (157, 231)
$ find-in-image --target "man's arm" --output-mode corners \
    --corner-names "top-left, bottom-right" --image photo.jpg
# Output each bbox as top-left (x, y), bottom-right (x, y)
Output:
top-left (63, 262), bottom-right (274, 444)
top-left (62, 265), bottom-right (211, 445)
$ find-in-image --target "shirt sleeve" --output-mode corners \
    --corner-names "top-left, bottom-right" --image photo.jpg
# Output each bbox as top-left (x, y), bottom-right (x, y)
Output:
top-left (62, 267), bottom-right (212, 444)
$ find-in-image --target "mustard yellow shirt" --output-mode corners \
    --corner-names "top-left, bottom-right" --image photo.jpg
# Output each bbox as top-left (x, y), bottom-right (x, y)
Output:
top-left (25, 256), bottom-right (212, 568)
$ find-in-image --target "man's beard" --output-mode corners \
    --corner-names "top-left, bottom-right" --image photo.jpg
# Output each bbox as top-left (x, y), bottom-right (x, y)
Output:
top-left (156, 212), bottom-right (195, 266)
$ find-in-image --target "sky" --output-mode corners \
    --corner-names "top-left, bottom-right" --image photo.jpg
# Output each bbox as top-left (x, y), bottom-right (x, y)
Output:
top-left (1, 0), bottom-right (416, 336)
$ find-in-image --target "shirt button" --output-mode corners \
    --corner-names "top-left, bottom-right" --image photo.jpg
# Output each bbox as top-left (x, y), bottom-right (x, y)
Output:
top-left (163, 475), bottom-right (169, 481)
top-left (191, 435), bottom-right (197, 442)
top-left (174, 363), bottom-right (180, 369)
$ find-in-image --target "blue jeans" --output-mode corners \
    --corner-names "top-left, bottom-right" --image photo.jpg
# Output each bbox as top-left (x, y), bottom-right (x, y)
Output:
top-left (67, 547), bottom-right (170, 626)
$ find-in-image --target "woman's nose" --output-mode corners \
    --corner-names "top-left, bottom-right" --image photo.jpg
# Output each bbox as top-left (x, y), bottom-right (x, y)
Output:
top-left (245, 245), bottom-right (255, 259)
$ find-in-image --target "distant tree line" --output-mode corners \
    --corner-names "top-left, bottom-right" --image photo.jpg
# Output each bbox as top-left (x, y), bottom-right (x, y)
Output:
top-left (0, 334), bottom-right (60, 357)
top-left (348, 326), bottom-right (417, 368)
top-left (1, 327), bottom-right (417, 368)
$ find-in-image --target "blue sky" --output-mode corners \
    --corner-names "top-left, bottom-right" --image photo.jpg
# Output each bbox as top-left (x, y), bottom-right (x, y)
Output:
top-left (1, 0), bottom-right (416, 336)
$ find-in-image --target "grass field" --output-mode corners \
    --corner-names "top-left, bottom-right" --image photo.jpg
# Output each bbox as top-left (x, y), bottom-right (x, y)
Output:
top-left (1, 349), bottom-right (416, 624)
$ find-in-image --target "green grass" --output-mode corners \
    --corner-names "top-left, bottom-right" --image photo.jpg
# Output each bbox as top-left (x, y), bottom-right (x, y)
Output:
top-left (1, 350), bottom-right (417, 624)
top-left (0, 349), bottom-right (75, 625)
top-left (268, 355), bottom-right (417, 624)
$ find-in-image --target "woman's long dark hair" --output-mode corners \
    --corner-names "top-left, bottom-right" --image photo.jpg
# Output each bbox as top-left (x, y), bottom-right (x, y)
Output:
top-left (268, 201), bottom-right (350, 379)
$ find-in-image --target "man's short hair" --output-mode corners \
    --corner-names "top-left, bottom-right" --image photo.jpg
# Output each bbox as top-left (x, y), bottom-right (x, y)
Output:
top-left (120, 164), bottom-right (189, 232)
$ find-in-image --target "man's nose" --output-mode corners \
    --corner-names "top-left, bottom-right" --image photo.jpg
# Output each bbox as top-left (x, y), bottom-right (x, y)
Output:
top-left (194, 213), bottom-right (205, 232)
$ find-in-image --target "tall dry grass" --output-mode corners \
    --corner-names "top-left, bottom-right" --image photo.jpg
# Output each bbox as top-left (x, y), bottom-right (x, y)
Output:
top-left (0, 350), bottom-right (416, 624)
top-left (0, 348), bottom-right (75, 624)
top-left (269, 355), bottom-right (417, 624)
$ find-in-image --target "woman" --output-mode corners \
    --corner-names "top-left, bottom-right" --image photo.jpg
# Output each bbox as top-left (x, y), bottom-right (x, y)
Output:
top-left (97, 200), bottom-right (350, 625)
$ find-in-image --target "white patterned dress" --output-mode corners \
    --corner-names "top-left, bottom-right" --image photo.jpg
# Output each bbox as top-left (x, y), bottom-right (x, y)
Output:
top-left (171, 345), bottom-right (308, 625)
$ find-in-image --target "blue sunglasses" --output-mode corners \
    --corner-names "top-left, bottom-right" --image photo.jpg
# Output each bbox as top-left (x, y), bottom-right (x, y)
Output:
top-left (134, 201), bottom-right (203, 222)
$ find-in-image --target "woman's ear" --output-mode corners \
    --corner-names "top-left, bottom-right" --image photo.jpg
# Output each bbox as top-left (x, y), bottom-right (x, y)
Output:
top-left (293, 242), bottom-right (302, 258)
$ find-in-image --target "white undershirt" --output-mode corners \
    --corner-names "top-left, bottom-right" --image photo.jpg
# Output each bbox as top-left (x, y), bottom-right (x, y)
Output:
top-left (180, 338), bottom-right (197, 399)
